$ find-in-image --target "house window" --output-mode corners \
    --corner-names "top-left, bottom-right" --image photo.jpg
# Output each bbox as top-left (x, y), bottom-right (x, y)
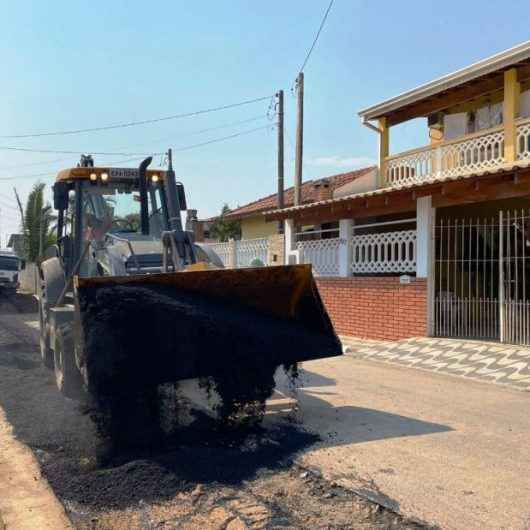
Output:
top-left (321, 222), bottom-right (339, 239)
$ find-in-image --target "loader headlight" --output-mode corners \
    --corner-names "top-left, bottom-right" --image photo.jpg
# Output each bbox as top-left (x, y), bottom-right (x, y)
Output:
top-left (151, 174), bottom-right (159, 183)
top-left (100, 172), bottom-right (109, 182)
top-left (89, 173), bottom-right (97, 182)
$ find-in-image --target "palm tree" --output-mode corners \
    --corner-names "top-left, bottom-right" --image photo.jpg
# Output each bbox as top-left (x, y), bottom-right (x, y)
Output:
top-left (209, 204), bottom-right (241, 242)
top-left (20, 183), bottom-right (56, 262)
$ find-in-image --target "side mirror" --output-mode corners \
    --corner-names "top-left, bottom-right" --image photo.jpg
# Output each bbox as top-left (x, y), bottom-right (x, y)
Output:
top-left (53, 182), bottom-right (69, 211)
top-left (176, 183), bottom-right (187, 211)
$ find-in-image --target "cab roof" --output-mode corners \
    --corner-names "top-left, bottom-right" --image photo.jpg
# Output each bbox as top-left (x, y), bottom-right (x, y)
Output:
top-left (56, 166), bottom-right (167, 182)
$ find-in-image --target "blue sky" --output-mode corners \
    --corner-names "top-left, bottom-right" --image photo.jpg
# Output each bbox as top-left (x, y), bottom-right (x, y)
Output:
top-left (1, 0), bottom-right (529, 244)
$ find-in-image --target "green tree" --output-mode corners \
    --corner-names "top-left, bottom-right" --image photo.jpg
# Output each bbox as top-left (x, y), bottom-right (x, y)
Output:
top-left (209, 204), bottom-right (241, 242)
top-left (21, 183), bottom-right (56, 262)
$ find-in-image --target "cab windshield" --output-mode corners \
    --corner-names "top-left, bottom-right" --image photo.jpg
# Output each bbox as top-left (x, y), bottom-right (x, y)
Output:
top-left (81, 182), bottom-right (165, 241)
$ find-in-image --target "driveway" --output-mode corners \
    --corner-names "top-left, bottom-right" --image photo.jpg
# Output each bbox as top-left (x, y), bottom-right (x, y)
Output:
top-left (281, 353), bottom-right (530, 530)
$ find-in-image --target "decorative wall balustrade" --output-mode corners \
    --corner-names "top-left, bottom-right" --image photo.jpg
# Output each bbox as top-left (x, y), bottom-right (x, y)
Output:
top-left (235, 237), bottom-right (269, 267)
top-left (204, 238), bottom-right (269, 268)
top-left (297, 237), bottom-right (342, 277)
top-left (439, 127), bottom-right (504, 177)
top-left (517, 118), bottom-right (530, 160)
top-left (206, 241), bottom-right (231, 267)
top-left (385, 126), bottom-right (506, 186)
top-left (386, 148), bottom-right (433, 186)
top-left (207, 229), bottom-right (418, 277)
top-left (351, 229), bottom-right (416, 274)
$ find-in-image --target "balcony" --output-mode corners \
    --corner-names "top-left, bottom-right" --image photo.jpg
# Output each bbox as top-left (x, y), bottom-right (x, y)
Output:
top-left (383, 117), bottom-right (530, 187)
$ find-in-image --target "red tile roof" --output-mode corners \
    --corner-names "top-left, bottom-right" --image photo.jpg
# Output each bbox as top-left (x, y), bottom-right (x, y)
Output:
top-left (219, 166), bottom-right (376, 220)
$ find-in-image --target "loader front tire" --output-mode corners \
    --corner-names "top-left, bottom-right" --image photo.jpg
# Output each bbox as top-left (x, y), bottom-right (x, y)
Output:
top-left (54, 325), bottom-right (84, 400)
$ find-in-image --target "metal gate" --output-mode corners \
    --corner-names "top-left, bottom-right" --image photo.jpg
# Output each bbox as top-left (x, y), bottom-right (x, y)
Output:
top-left (434, 209), bottom-right (530, 345)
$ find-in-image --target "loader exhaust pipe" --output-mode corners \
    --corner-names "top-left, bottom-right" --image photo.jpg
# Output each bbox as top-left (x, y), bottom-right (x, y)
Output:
top-left (138, 157), bottom-right (152, 235)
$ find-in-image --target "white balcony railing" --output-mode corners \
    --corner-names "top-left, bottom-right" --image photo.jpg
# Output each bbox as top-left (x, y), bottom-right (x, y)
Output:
top-left (384, 120), bottom-right (530, 187)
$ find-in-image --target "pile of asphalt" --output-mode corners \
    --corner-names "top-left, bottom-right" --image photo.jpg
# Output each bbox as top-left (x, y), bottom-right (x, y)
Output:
top-left (45, 419), bottom-right (318, 510)
top-left (77, 282), bottom-right (340, 443)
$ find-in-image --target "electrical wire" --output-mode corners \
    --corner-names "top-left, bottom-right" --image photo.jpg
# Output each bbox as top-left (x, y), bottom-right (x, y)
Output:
top-left (0, 115), bottom-right (273, 158)
top-left (0, 96), bottom-right (273, 139)
top-left (0, 146), bottom-right (161, 156)
top-left (299, 0), bottom-right (334, 73)
top-left (171, 124), bottom-right (275, 153)
top-left (0, 124), bottom-right (274, 181)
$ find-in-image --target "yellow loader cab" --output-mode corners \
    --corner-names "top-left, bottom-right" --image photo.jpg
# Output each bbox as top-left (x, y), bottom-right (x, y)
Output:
top-left (38, 154), bottom-right (341, 461)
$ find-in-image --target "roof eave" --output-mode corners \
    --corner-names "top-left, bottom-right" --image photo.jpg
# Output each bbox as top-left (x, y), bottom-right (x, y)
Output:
top-left (358, 40), bottom-right (530, 122)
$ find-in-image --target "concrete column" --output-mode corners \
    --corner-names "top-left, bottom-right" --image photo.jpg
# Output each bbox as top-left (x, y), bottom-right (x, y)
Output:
top-left (284, 219), bottom-right (299, 264)
top-left (228, 238), bottom-right (237, 268)
top-left (416, 196), bottom-right (434, 277)
top-left (339, 219), bottom-right (353, 277)
top-left (267, 234), bottom-right (285, 265)
top-left (378, 117), bottom-right (389, 187)
top-left (504, 68), bottom-right (520, 163)
top-left (416, 196), bottom-right (435, 335)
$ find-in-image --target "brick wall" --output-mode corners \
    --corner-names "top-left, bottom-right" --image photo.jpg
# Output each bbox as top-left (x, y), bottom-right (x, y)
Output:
top-left (316, 277), bottom-right (428, 341)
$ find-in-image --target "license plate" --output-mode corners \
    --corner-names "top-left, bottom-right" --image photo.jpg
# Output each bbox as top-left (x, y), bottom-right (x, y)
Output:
top-left (109, 168), bottom-right (139, 179)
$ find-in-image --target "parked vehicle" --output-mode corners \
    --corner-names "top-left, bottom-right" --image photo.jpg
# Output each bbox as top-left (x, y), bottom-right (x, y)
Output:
top-left (0, 251), bottom-right (20, 290)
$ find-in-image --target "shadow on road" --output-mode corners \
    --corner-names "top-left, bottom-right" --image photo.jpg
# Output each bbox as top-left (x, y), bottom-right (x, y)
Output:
top-left (293, 368), bottom-right (452, 446)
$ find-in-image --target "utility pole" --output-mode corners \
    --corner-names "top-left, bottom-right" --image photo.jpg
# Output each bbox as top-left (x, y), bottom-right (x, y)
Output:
top-left (276, 89), bottom-right (285, 234)
top-left (294, 72), bottom-right (304, 207)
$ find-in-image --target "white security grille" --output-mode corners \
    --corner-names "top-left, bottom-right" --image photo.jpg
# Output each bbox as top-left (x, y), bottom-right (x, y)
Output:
top-left (516, 118), bottom-right (530, 160)
top-left (440, 128), bottom-right (504, 177)
top-left (385, 127), bottom-right (505, 186)
top-left (297, 238), bottom-right (341, 277)
top-left (207, 242), bottom-right (231, 267)
top-left (351, 230), bottom-right (416, 273)
top-left (235, 238), bottom-right (269, 267)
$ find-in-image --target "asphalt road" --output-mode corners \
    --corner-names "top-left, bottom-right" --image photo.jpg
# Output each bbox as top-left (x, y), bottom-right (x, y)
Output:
top-left (0, 293), bottom-right (428, 530)
top-left (287, 355), bottom-right (530, 530)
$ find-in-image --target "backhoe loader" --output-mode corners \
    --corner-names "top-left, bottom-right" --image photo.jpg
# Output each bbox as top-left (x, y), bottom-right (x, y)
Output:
top-left (38, 152), bottom-right (341, 451)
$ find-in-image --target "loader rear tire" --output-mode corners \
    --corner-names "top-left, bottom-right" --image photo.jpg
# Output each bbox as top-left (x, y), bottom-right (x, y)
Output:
top-left (38, 301), bottom-right (53, 370)
top-left (54, 325), bottom-right (84, 400)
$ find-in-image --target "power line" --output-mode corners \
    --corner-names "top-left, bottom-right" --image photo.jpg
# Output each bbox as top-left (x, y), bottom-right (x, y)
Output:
top-left (0, 115), bottom-right (273, 159)
top-left (0, 171), bottom-right (57, 182)
top-left (0, 146), bottom-right (161, 156)
top-left (0, 96), bottom-right (273, 139)
top-left (0, 124), bottom-right (274, 182)
top-left (85, 114), bottom-right (271, 155)
top-left (0, 156), bottom-right (74, 171)
top-left (299, 0), bottom-right (334, 73)
top-left (172, 124), bottom-right (275, 153)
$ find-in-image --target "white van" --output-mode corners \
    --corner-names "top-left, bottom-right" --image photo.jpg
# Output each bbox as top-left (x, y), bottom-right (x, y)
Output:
top-left (0, 251), bottom-right (20, 290)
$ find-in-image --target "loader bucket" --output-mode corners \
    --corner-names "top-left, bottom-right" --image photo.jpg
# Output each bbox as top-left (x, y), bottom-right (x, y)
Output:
top-left (74, 265), bottom-right (342, 398)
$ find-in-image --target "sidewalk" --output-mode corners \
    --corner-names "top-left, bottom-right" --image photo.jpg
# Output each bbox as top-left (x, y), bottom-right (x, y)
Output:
top-left (341, 336), bottom-right (530, 391)
top-left (0, 406), bottom-right (72, 530)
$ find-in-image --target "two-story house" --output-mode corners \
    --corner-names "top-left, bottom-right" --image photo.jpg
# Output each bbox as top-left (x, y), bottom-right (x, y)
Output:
top-left (266, 41), bottom-right (530, 345)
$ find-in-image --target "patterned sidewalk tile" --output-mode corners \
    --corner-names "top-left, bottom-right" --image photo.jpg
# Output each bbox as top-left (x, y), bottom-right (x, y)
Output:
top-left (341, 336), bottom-right (530, 391)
